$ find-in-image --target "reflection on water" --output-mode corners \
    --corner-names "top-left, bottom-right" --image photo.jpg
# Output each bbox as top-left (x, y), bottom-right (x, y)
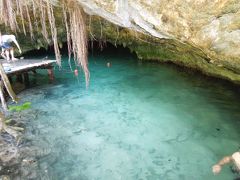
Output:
top-left (16, 52), bottom-right (240, 180)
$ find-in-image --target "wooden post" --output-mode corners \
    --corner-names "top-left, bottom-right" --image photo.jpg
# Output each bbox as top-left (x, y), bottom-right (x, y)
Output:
top-left (0, 81), bottom-right (7, 112)
top-left (47, 67), bottom-right (54, 82)
top-left (32, 70), bottom-right (37, 75)
top-left (23, 72), bottom-right (30, 86)
top-left (16, 74), bottom-right (23, 83)
top-left (0, 63), bottom-right (18, 103)
top-left (8, 76), bottom-right (13, 83)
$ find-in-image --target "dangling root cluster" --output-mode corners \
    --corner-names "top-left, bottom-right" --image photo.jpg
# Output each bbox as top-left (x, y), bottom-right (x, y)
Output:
top-left (0, 0), bottom-right (90, 139)
top-left (65, 1), bottom-right (89, 85)
top-left (0, 0), bottom-right (89, 86)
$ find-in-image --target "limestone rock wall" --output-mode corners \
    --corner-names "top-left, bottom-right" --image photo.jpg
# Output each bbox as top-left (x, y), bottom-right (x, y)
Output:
top-left (78, 0), bottom-right (240, 83)
top-left (2, 0), bottom-right (240, 84)
top-left (80, 0), bottom-right (240, 60)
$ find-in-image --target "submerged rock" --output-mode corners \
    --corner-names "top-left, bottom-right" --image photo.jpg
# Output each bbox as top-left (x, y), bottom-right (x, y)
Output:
top-left (0, 110), bottom-right (55, 179)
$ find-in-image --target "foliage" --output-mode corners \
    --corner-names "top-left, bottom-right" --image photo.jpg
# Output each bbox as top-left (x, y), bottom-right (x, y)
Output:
top-left (9, 102), bottom-right (31, 112)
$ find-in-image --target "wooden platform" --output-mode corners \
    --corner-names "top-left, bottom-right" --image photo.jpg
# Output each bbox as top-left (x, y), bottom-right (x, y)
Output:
top-left (1, 58), bottom-right (57, 86)
top-left (1, 59), bottom-right (57, 75)
top-left (0, 59), bottom-right (57, 111)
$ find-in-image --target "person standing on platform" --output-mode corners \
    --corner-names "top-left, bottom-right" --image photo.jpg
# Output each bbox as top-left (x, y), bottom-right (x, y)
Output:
top-left (0, 32), bottom-right (22, 62)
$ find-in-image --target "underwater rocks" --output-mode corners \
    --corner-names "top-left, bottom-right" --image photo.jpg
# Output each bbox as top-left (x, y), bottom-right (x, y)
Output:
top-left (0, 133), bottom-right (21, 178)
top-left (0, 110), bottom-right (55, 179)
top-left (0, 133), bottom-right (54, 179)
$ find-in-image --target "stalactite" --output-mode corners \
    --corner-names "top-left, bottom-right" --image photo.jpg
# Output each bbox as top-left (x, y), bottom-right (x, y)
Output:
top-left (89, 16), bottom-right (96, 53)
top-left (89, 16), bottom-right (96, 41)
top-left (98, 18), bottom-right (104, 50)
top-left (134, 29), bottom-right (152, 44)
top-left (115, 27), bottom-right (119, 46)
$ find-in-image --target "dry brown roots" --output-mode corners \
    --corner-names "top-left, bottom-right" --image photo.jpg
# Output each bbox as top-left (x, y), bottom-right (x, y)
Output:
top-left (0, 0), bottom-right (90, 86)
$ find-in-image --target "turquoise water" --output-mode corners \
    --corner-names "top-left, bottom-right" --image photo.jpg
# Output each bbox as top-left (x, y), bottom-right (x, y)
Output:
top-left (17, 50), bottom-right (239, 179)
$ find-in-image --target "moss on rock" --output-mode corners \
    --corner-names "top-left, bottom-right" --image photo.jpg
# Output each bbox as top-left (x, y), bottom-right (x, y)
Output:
top-left (89, 16), bottom-right (240, 84)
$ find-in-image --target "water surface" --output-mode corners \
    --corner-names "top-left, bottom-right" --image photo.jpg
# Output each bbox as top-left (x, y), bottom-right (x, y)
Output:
top-left (18, 50), bottom-right (240, 180)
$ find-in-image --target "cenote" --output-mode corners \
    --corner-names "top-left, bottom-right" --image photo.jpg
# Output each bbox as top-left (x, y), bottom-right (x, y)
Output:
top-left (6, 45), bottom-right (238, 180)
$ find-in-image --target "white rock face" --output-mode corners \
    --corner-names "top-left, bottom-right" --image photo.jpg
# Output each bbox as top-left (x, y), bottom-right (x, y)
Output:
top-left (78, 0), bottom-right (240, 64)
top-left (2, 0), bottom-right (237, 82)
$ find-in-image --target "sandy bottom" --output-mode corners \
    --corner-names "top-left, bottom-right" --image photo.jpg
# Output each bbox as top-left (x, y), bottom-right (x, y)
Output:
top-left (14, 53), bottom-right (240, 180)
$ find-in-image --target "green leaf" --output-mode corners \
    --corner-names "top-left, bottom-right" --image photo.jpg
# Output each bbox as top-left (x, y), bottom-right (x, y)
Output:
top-left (9, 102), bottom-right (32, 112)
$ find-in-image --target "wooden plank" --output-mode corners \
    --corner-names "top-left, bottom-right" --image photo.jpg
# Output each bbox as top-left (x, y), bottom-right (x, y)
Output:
top-left (0, 59), bottom-right (56, 110)
top-left (1, 59), bottom-right (57, 75)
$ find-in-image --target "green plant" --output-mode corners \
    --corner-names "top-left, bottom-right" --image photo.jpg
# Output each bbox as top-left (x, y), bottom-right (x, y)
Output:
top-left (9, 102), bottom-right (32, 112)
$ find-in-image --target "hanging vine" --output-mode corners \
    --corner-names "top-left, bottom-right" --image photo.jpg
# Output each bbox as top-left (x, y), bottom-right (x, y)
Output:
top-left (65, 0), bottom-right (89, 86)
top-left (0, 0), bottom-right (18, 32)
top-left (16, 0), bottom-right (26, 35)
top-left (39, 0), bottom-right (49, 43)
top-left (62, 3), bottom-right (72, 71)
top-left (46, 0), bottom-right (61, 66)
top-left (0, 0), bottom-right (90, 85)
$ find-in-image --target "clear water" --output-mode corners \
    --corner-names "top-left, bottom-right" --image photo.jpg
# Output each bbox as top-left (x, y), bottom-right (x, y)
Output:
top-left (17, 49), bottom-right (240, 180)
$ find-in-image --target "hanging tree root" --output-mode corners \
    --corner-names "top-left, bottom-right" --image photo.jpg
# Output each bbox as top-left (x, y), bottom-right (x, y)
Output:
top-left (1, 0), bottom-right (91, 86)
